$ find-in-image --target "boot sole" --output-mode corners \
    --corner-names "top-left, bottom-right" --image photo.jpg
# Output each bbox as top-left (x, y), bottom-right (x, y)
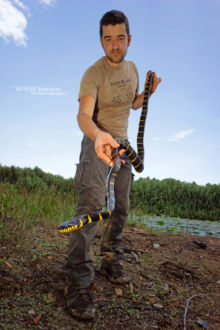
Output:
top-left (99, 268), bottom-right (131, 284)
top-left (69, 307), bottom-right (95, 320)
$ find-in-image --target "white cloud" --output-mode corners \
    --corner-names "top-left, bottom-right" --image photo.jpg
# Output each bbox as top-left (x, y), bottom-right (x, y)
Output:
top-left (38, 0), bottom-right (56, 7)
top-left (0, 0), bottom-right (56, 46)
top-left (13, 0), bottom-right (29, 13)
top-left (167, 129), bottom-right (195, 142)
top-left (0, 0), bottom-right (28, 46)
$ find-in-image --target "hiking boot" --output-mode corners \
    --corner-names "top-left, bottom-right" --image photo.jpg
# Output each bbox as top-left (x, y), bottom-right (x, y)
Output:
top-left (67, 287), bottom-right (95, 320)
top-left (100, 262), bottom-right (131, 284)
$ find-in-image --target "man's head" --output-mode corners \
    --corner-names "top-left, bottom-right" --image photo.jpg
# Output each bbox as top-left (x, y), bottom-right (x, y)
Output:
top-left (99, 10), bottom-right (130, 38)
top-left (99, 10), bottom-right (131, 66)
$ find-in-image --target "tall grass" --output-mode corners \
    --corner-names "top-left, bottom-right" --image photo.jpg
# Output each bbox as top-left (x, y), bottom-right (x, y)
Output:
top-left (130, 177), bottom-right (220, 220)
top-left (0, 166), bottom-right (77, 245)
top-left (0, 165), bottom-right (219, 245)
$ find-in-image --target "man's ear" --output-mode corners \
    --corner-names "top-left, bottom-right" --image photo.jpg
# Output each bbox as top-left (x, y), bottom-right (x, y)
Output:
top-left (128, 34), bottom-right (132, 47)
top-left (100, 37), bottom-right (104, 48)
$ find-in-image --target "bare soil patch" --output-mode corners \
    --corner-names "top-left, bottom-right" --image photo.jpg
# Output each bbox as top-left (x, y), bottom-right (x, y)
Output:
top-left (1, 225), bottom-right (220, 329)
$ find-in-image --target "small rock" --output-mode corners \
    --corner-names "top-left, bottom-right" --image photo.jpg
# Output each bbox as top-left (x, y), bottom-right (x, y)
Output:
top-left (197, 318), bottom-right (209, 329)
top-left (153, 303), bottom-right (163, 309)
top-left (217, 280), bottom-right (220, 285)
top-left (28, 309), bottom-right (36, 316)
top-left (153, 243), bottom-right (160, 249)
top-left (115, 288), bottom-right (123, 296)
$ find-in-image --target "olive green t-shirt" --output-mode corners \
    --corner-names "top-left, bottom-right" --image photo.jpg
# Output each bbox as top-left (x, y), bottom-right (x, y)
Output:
top-left (78, 57), bottom-right (139, 140)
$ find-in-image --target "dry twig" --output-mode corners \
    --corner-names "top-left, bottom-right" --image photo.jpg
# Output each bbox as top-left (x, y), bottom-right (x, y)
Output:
top-left (160, 260), bottom-right (194, 275)
top-left (193, 239), bottom-right (207, 249)
top-left (183, 294), bottom-right (201, 330)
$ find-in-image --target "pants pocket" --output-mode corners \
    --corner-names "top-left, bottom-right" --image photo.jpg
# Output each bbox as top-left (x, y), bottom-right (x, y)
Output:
top-left (74, 161), bottom-right (93, 192)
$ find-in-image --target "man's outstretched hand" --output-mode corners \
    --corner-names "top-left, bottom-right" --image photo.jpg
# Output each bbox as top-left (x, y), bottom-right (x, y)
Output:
top-left (95, 131), bottom-right (124, 166)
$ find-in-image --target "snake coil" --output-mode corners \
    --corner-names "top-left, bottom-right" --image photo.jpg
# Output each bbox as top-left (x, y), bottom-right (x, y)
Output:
top-left (57, 72), bottom-right (154, 233)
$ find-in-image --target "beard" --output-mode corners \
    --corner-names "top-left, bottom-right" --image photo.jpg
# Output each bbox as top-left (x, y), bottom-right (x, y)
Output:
top-left (105, 48), bottom-right (127, 64)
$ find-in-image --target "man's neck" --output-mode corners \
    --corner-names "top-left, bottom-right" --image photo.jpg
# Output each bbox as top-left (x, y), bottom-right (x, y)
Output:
top-left (104, 56), bottom-right (124, 68)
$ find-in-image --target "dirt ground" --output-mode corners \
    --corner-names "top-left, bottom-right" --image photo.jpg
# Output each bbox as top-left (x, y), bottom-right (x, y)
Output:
top-left (1, 224), bottom-right (220, 329)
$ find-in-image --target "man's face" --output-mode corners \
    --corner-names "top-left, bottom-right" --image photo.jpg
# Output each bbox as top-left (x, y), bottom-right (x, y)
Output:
top-left (100, 23), bottom-right (131, 65)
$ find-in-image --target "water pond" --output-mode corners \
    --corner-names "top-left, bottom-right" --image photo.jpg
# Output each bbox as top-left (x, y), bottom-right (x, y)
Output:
top-left (128, 214), bottom-right (220, 238)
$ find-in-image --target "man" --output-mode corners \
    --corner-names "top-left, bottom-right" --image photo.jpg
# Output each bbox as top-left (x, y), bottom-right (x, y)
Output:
top-left (66, 10), bottom-right (161, 320)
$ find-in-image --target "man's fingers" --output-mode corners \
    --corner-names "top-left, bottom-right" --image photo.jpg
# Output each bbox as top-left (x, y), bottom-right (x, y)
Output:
top-left (96, 147), bottom-right (114, 166)
top-left (110, 138), bottom-right (120, 149)
top-left (118, 149), bottom-right (125, 156)
top-left (147, 72), bottom-right (162, 94)
top-left (105, 145), bottom-right (112, 158)
top-left (152, 75), bottom-right (162, 93)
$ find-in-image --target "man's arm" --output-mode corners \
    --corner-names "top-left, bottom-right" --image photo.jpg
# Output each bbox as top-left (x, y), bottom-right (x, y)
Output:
top-left (132, 71), bottom-right (162, 110)
top-left (77, 95), bottom-right (119, 166)
top-left (77, 96), bottom-right (100, 141)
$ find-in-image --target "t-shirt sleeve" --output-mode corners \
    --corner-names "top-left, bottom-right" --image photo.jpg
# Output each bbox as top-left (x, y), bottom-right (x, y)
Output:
top-left (133, 62), bottom-right (139, 94)
top-left (78, 66), bottom-right (100, 101)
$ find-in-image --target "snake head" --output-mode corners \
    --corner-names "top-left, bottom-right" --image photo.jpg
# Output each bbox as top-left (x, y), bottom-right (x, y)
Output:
top-left (57, 217), bottom-right (83, 233)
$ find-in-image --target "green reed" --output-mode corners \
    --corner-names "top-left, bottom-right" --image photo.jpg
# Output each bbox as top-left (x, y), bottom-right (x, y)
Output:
top-left (0, 165), bottom-right (219, 245)
top-left (0, 165), bottom-right (77, 244)
top-left (130, 177), bottom-right (220, 221)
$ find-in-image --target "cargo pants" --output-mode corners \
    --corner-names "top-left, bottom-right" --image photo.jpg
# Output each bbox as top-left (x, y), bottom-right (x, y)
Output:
top-left (66, 135), bottom-right (132, 289)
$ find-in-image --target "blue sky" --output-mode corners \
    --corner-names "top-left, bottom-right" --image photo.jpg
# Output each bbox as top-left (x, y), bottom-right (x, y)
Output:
top-left (0, 0), bottom-right (219, 185)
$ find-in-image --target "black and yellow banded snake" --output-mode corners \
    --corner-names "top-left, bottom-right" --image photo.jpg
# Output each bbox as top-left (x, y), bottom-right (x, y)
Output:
top-left (57, 72), bottom-right (154, 233)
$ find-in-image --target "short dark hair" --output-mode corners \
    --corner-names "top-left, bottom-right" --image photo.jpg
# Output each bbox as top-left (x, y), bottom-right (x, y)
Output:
top-left (100, 10), bottom-right (130, 37)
